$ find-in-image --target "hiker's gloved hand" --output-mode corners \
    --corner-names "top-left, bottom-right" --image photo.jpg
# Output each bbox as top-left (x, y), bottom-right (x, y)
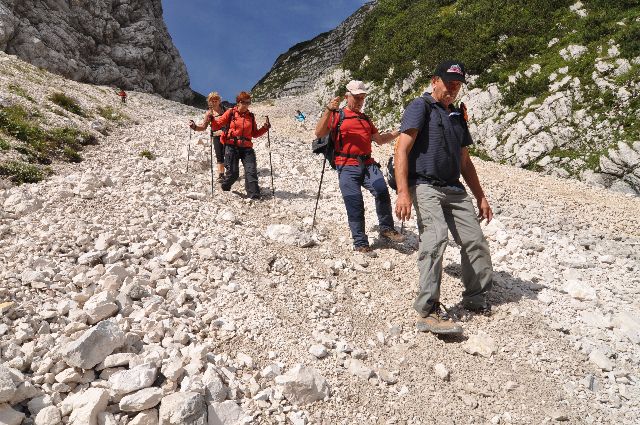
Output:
top-left (327, 96), bottom-right (342, 111)
top-left (263, 121), bottom-right (271, 130)
top-left (189, 120), bottom-right (196, 130)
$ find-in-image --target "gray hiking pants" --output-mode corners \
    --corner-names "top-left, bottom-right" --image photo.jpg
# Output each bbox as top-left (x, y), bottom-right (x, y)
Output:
top-left (411, 184), bottom-right (493, 317)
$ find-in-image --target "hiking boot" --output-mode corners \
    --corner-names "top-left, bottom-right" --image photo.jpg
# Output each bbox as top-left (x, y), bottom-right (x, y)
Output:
top-left (217, 173), bottom-right (224, 183)
top-left (462, 301), bottom-right (492, 316)
top-left (380, 228), bottom-right (405, 243)
top-left (354, 246), bottom-right (378, 258)
top-left (416, 302), bottom-right (463, 335)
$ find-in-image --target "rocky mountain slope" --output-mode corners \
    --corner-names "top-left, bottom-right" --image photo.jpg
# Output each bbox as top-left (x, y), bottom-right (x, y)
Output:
top-left (1, 53), bottom-right (639, 424)
top-left (250, 2), bottom-right (376, 100)
top-left (252, 0), bottom-right (640, 195)
top-left (0, 0), bottom-right (192, 102)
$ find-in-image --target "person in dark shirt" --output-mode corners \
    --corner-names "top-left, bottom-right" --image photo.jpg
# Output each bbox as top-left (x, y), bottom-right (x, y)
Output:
top-left (394, 60), bottom-right (494, 335)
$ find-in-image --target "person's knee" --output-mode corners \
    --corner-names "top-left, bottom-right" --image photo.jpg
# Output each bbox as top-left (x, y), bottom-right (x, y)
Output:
top-left (342, 195), bottom-right (365, 221)
top-left (462, 231), bottom-right (489, 252)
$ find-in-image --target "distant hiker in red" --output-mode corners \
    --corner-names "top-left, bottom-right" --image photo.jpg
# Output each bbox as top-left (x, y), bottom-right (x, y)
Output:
top-left (209, 91), bottom-right (270, 200)
top-left (117, 89), bottom-right (127, 104)
top-left (189, 91), bottom-right (227, 181)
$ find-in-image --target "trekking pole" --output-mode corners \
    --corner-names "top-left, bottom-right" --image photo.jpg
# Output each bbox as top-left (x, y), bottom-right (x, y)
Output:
top-left (209, 129), bottom-right (215, 196)
top-left (265, 116), bottom-right (275, 198)
top-left (186, 127), bottom-right (192, 172)
top-left (312, 157), bottom-right (327, 231)
top-left (400, 220), bottom-right (405, 234)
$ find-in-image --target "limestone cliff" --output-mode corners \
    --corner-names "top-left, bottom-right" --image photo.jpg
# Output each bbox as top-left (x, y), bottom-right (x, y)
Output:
top-left (251, 2), bottom-right (376, 100)
top-left (0, 0), bottom-right (192, 102)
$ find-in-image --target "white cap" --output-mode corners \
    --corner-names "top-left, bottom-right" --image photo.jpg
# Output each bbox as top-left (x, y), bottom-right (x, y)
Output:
top-left (346, 80), bottom-right (368, 95)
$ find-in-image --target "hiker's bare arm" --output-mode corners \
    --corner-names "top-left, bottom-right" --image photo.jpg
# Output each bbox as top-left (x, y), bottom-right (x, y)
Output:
top-left (189, 111), bottom-right (212, 131)
top-left (315, 96), bottom-right (342, 138)
top-left (372, 130), bottom-right (400, 145)
top-left (394, 129), bottom-right (418, 221)
top-left (461, 147), bottom-right (493, 223)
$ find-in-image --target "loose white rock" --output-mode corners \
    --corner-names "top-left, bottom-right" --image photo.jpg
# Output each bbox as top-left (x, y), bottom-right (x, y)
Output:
top-left (275, 364), bottom-right (330, 405)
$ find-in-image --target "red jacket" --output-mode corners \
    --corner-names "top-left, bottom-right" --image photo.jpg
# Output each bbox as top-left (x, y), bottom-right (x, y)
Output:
top-left (212, 107), bottom-right (267, 148)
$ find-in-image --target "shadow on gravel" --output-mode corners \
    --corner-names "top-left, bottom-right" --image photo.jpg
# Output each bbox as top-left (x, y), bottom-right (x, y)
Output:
top-left (444, 264), bottom-right (546, 309)
top-left (273, 190), bottom-right (314, 200)
top-left (436, 333), bottom-right (468, 343)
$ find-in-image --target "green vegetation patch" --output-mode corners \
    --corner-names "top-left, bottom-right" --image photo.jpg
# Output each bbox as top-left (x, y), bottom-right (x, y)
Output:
top-left (48, 92), bottom-right (87, 117)
top-left (97, 106), bottom-right (126, 121)
top-left (0, 160), bottom-right (47, 184)
top-left (0, 137), bottom-right (10, 151)
top-left (139, 150), bottom-right (155, 160)
top-left (7, 84), bottom-right (35, 102)
top-left (0, 105), bottom-right (95, 165)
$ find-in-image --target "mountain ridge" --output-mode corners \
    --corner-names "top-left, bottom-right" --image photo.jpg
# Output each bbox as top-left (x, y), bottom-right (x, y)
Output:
top-left (252, 0), bottom-right (640, 195)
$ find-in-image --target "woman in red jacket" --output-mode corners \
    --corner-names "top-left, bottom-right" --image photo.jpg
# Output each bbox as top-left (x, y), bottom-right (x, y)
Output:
top-left (211, 91), bottom-right (270, 199)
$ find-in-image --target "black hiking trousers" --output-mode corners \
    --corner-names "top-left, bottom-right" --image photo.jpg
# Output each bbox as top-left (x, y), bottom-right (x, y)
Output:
top-left (221, 145), bottom-right (260, 199)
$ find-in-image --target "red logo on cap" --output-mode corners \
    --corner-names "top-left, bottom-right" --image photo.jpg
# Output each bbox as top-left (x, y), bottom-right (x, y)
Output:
top-left (447, 64), bottom-right (464, 75)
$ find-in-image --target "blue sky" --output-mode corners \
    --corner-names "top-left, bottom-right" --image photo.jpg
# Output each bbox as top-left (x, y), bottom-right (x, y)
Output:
top-left (162, 0), bottom-right (369, 101)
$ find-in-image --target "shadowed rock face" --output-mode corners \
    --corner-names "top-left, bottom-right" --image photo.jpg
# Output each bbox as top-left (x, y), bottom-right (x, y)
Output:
top-left (0, 0), bottom-right (192, 103)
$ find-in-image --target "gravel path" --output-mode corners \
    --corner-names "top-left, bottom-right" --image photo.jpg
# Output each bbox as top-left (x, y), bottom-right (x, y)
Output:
top-left (1, 54), bottom-right (639, 424)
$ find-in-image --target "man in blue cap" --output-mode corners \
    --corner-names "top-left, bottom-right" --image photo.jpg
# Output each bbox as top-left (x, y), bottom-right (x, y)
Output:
top-left (394, 60), bottom-right (494, 335)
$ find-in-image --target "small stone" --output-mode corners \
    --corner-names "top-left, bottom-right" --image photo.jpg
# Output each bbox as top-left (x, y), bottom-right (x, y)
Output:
top-left (0, 404), bottom-right (25, 425)
top-left (35, 406), bottom-right (62, 425)
top-left (463, 331), bottom-right (498, 358)
top-left (109, 363), bottom-right (158, 395)
top-left (158, 391), bottom-right (207, 425)
top-left (129, 409), bottom-right (159, 425)
top-left (346, 359), bottom-right (374, 380)
top-left (308, 344), bottom-right (328, 359)
top-left (62, 320), bottom-right (126, 369)
top-left (119, 387), bottom-right (163, 412)
top-left (589, 350), bottom-right (614, 372)
top-left (208, 400), bottom-right (246, 425)
top-left (434, 363), bottom-right (450, 381)
top-left (377, 369), bottom-right (398, 385)
top-left (0, 364), bottom-right (17, 403)
top-left (275, 364), bottom-right (330, 405)
top-left (548, 409), bottom-right (569, 421)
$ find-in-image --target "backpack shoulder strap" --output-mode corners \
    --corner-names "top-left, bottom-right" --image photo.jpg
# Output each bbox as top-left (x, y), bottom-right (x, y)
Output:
top-left (224, 108), bottom-right (235, 138)
top-left (334, 108), bottom-right (347, 152)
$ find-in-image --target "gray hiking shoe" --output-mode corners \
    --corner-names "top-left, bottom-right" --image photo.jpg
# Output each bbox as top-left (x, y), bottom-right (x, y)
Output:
top-left (416, 303), bottom-right (463, 335)
top-left (380, 228), bottom-right (405, 243)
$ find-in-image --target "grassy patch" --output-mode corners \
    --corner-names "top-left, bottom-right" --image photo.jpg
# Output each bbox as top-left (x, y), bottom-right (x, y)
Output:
top-left (7, 84), bottom-right (35, 102)
top-left (0, 138), bottom-right (9, 151)
top-left (0, 105), bottom-right (96, 165)
top-left (48, 92), bottom-right (87, 117)
top-left (139, 150), bottom-right (155, 160)
top-left (0, 160), bottom-right (47, 184)
top-left (468, 145), bottom-right (492, 161)
top-left (97, 106), bottom-right (126, 121)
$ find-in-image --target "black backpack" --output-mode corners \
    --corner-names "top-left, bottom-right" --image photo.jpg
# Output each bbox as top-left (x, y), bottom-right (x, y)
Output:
top-left (312, 108), bottom-right (371, 170)
top-left (387, 98), bottom-right (433, 191)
